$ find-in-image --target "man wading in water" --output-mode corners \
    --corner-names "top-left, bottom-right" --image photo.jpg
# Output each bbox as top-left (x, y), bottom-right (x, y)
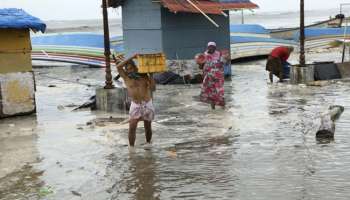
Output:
top-left (114, 54), bottom-right (156, 150)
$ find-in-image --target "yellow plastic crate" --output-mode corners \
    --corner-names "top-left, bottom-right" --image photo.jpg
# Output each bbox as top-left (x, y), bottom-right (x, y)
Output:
top-left (136, 53), bottom-right (167, 73)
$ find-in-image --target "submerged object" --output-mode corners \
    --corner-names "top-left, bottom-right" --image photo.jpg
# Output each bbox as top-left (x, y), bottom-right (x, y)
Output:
top-left (316, 105), bottom-right (345, 139)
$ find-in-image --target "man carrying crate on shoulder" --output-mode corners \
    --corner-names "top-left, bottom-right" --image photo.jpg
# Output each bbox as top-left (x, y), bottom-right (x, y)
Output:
top-left (114, 54), bottom-right (156, 149)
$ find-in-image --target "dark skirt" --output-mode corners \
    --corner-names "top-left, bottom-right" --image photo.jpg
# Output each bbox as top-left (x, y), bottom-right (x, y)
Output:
top-left (266, 56), bottom-right (283, 78)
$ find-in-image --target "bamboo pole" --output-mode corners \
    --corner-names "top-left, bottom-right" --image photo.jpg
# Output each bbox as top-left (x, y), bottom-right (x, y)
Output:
top-left (185, 0), bottom-right (220, 28)
top-left (299, 0), bottom-right (306, 67)
top-left (102, 0), bottom-right (114, 89)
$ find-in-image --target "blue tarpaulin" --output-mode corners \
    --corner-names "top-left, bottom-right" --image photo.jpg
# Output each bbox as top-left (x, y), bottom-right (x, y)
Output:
top-left (230, 24), bottom-right (270, 34)
top-left (0, 8), bottom-right (46, 32)
top-left (31, 33), bottom-right (124, 51)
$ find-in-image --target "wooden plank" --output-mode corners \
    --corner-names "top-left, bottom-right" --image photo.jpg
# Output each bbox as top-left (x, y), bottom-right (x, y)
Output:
top-left (316, 105), bottom-right (345, 139)
top-left (0, 29), bottom-right (31, 51)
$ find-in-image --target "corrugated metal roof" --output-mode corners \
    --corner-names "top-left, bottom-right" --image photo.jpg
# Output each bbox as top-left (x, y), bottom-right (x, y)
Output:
top-left (0, 8), bottom-right (46, 33)
top-left (160, 0), bottom-right (258, 15)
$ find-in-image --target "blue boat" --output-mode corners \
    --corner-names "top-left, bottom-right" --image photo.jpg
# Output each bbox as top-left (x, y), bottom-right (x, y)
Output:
top-left (230, 24), bottom-right (298, 60)
top-left (293, 27), bottom-right (350, 50)
top-left (31, 24), bottom-right (298, 66)
top-left (31, 33), bottom-right (124, 67)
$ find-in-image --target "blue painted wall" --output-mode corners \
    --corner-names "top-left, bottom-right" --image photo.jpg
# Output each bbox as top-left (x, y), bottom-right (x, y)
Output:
top-left (122, 0), bottom-right (162, 56)
top-left (161, 9), bottom-right (230, 59)
top-left (122, 0), bottom-right (230, 60)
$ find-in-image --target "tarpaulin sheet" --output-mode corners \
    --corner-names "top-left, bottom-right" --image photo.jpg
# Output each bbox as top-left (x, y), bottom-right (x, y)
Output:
top-left (31, 33), bottom-right (124, 51)
top-left (230, 24), bottom-right (269, 34)
top-left (160, 0), bottom-right (258, 15)
top-left (0, 8), bottom-right (46, 32)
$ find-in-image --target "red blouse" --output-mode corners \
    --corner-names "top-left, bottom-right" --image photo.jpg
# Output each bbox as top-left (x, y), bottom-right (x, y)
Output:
top-left (270, 46), bottom-right (290, 61)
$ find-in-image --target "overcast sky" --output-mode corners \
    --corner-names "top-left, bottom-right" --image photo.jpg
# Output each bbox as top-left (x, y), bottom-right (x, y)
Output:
top-left (0, 0), bottom-right (348, 20)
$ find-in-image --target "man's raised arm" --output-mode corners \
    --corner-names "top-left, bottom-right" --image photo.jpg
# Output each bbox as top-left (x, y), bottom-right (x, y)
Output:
top-left (113, 54), bottom-right (137, 79)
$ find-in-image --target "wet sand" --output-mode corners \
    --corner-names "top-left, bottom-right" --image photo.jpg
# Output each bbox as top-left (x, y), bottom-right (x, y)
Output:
top-left (1, 51), bottom-right (350, 199)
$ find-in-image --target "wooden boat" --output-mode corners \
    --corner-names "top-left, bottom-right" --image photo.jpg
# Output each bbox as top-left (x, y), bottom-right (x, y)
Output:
top-left (270, 16), bottom-right (349, 40)
top-left (31, 33), bottom-right (124, 67)
top-left (230, 24), bottom-right (298, 60)
top-left (293, 27), bottom-right (350, 50)
top-left (32, 28), bottom-right (297, 65)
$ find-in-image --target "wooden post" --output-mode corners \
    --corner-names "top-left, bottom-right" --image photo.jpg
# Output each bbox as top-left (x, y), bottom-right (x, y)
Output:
top-left (316, 105), bottom-right (345, 139)
top-left (102, 0), bottom-right (114, 89)
top-left (185, 0), bottom-right (220, 28)
top-left (299, 0), bottom-right (306, 67)
top-left (241, 9), bottom-right (244, 24)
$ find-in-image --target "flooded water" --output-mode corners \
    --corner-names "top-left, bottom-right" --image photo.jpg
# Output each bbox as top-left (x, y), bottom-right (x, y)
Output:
top-left (1, 52), bottom-right (350, 199)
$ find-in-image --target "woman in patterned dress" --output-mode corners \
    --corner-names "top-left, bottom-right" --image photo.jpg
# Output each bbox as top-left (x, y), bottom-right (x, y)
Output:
top-left (197, 42), bottom-right (225, 110)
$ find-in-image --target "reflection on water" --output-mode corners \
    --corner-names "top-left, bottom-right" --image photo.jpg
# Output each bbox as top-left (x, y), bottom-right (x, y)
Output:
top-left (126, 152), bottom-right (160, 200)
top-left (0, 116), bottom-right (44, 200)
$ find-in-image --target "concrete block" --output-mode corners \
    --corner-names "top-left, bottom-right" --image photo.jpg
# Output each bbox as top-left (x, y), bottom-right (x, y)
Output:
top-left (95, 87), bottom-right (130, 112)
top-left (0, 72), bottom-right (36, 118)
top-left (290, 65), bottom-right (315, 84)
top-left (336, 62), bottom-right (350, 78)
top-left (314, 62), bottom-right (341, 80)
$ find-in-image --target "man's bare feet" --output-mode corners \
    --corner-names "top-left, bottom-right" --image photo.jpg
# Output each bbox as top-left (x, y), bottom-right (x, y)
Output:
top-left (128, 146), bottom-right (136, 153)
top-left (143, 143), bottom-right (152, 150)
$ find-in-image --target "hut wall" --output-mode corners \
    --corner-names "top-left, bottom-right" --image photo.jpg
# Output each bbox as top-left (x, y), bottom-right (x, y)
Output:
top-left (122, 0), bottom-right (230, 60)
top-left (161, 9), bottom-right (230, 60)
top-left (0, 29), bottom-right (32, 74)
top-left (0, 29), bottom-right (36, 118)
top-left (122, 0), bottom-right (163, 56)
top-left (121, 0), bottom-right (230, 75)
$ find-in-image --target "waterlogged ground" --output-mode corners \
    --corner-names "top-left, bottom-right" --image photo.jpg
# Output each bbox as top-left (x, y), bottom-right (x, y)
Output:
top-left (1, 53), bottom-right (350, 199)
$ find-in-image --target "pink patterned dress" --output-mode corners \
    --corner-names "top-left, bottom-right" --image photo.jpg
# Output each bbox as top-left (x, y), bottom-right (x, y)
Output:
top-left (200, 50), bottom-right (225, 107)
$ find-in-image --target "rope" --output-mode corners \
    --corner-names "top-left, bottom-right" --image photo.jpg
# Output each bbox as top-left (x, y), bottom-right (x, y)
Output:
top-left (35, 72), bottom-right (207, 90)
top-left (35, 72), bottom-right (103, 87)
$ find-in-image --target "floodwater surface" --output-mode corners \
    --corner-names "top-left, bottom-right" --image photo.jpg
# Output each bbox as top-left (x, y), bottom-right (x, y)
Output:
top-left (1, 53), bottom-right (350, 200)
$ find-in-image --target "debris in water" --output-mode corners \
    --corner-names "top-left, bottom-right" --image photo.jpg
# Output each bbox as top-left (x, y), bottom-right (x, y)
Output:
top-left (65, 103), bottom-right (79, 108)
top-left (166, 147), bottom-right (178, 158)
top-left (167, 150), bottom-right (177, 158)
top-left (87, 117), bottom-right (128, 127)
top-left (316, 105), bottom-right (345, 139)
top-left (71, 191), bottom-right (82, 197)
top-left (39, 186), bottom-right (54, 197)
top-left (74, 95), bottom-right (96, 111)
